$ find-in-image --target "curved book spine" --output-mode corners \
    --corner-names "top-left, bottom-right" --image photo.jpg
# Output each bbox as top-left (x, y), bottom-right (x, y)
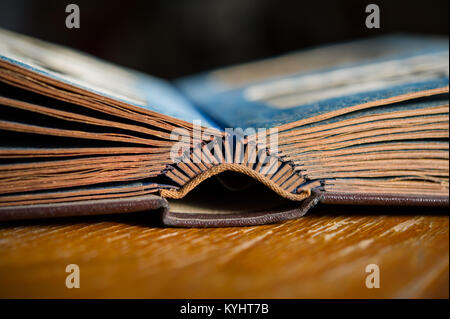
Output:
top-left (161, 136), bottom-right (319, 201)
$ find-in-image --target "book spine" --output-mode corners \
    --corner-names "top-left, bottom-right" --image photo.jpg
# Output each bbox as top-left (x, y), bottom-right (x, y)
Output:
top-left (161, 136), bottom-right (316, 201)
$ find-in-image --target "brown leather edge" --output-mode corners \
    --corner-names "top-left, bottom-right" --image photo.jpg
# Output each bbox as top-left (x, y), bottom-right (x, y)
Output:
top-left (161, 192), bottom-right (322, 227)
top-left (1, 191), bottom-right (447, 226)
top-left (160, 191), bottom-right (449, 227)
top-left (0, 195), bottom-right (169, 221)
top-left (317, 190), bottom-right (449, 207)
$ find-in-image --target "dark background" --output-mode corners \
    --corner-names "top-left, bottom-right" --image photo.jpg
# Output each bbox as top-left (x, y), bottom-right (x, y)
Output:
top-left (0, 0), bottom-right (448, 80)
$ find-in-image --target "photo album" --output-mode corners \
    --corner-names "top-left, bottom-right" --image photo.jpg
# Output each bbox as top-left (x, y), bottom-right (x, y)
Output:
top-left (0, 28), bottom-right (448, 226)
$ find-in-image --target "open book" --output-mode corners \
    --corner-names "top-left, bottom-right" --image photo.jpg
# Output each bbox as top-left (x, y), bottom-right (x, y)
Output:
top-left (0, 28), bottom-right (448, 226)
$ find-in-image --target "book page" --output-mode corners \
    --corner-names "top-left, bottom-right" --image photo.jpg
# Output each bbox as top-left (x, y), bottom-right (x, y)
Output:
top-left (0, 28), bottom-right (219, 128)
top-left (177, 35), bottom-right (449, 129)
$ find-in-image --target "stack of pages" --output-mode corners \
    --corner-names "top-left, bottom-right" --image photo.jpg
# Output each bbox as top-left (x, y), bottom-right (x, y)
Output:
top-left (0, 29), bottom-right (448, 226)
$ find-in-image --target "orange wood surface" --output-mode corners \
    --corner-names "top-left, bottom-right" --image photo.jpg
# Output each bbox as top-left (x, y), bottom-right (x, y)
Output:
top-left (0, 206), bottom-right (448, 299)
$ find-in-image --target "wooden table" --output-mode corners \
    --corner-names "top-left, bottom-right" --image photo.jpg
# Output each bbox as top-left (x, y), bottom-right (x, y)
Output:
top-left (0, 205), bottom-right (448, 298)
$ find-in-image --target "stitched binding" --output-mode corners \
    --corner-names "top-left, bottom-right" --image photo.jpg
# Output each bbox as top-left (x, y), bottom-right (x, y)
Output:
top-left (161, 138), bottom-right (313, 201)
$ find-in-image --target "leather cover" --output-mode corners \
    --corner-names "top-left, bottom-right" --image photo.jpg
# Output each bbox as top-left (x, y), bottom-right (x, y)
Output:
top-left (162, 190), bottom-right (449, 227)
top-left (0, 191), bottom-right (447, 226)
top-left (0, 195), bottom-right (169, 221)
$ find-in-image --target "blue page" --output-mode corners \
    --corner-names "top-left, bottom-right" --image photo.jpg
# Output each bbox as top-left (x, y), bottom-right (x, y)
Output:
top-left (0, 28), bottom-right (220, 129)
top-left (177, 35), bottom-right (449, 129)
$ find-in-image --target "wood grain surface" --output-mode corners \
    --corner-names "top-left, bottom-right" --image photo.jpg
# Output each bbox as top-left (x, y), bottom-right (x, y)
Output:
top-left (0, 206), bottom-right (448, 299)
